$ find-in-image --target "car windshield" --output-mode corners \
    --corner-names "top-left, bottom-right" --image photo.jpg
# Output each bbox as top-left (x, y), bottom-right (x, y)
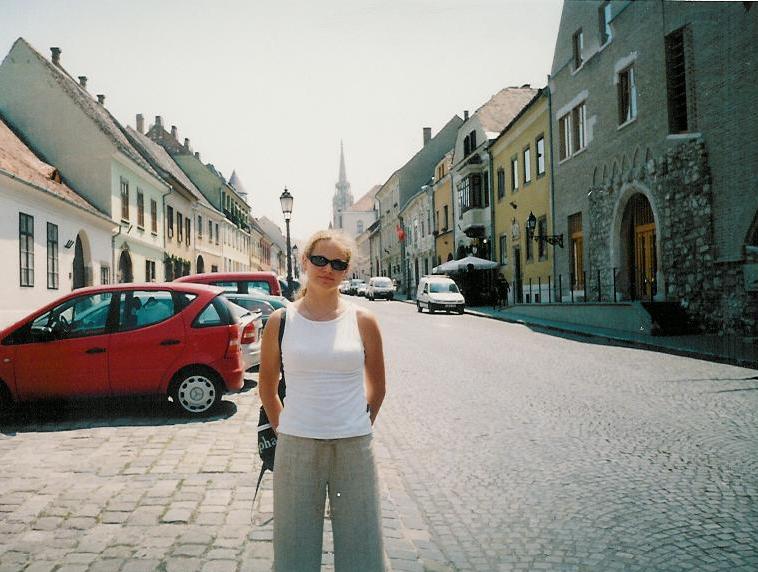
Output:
top-left (226, 296), bottom-right (274, 315)
top-left (430, 282), bottom-right (459, 294)
top-left (374, 279), bottom-right (392, 287)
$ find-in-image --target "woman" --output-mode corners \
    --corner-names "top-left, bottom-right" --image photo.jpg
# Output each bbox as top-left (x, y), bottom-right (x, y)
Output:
top-left (258, 229), bottom-right (387, 571)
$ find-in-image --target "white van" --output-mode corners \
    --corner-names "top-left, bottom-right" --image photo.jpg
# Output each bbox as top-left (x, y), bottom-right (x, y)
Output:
top-left (416, 276), bottom-right (465, 314)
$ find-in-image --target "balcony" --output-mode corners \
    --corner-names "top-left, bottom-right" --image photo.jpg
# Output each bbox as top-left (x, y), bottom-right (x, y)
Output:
top-left (460, 207), bottom-right (488, 237)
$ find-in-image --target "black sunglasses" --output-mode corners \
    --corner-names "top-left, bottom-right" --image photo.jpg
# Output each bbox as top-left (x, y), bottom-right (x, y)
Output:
top-left (309, 255), bottom-right (349, 271)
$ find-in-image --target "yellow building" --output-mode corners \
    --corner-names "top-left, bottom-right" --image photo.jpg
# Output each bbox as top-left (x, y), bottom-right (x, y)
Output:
top-left (491, 89), bottom-right (555, 303)
top-left (433, 151), bottom-right (454, 266)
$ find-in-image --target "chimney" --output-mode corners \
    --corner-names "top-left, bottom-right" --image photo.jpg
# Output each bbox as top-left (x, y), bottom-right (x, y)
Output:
top-left (97, 94), bottom-right (105, 105)
top-left (50, 47), bottom-right (61, 66)
top-left (423, 127), bottom-right (432, 146)
top-left (464, 110), bottom-right (469, 121)
top-left (184, 138), bottom-right (191, 151)
top-left (194, 151), bottom-right (201, 161)
top-left (155, 116), bottom-right (163, 129)
top-left (136, 114), bottom-right (145, 134)
top-left (171, 125), bottom-right (178, 139)
top-left (78, 76), bottom-right (87, 89)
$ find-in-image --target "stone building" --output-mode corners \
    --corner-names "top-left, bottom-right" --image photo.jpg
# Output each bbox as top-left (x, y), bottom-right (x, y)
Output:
top-left (432, 151), bottom-right (455, 266)
top-left (549, 0), bottom-right (758, 334)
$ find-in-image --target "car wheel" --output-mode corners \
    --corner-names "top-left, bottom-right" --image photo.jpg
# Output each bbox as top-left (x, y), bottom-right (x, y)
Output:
top-left (417, 302), bottom-right (422, 313)
top-left (458, 307), bottom-right (465, 314)
top-left (0, 382), bottom-right (14, 418)
top-left (171, 369), bottom-right (221, 416)
top-left (429, 305), bottom-right (435, 314)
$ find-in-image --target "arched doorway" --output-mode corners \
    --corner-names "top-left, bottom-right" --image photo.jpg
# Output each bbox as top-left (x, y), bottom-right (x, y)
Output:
top-left (72, 235), bottom-right (85, 289)
top-left (620, 193), bottom-right (657, 300)
top-left (118, 249), bottom-right (133, 283)
top-left (196, 255), bottom-right (205, 274)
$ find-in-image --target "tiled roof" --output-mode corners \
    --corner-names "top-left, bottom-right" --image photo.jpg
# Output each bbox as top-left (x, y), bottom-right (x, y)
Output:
top-left (126, 126), bottom-right (214, 211)
top-left (15, 38), bottom-right (162, 182)
top-left (256, 216), bottom-right (287, 250)
top-left (475, 86), bottom-right (539, 134)
top-left (345, 185), bottom-right (381, 212)
top-left (0, 114), bottom-right (109, 220)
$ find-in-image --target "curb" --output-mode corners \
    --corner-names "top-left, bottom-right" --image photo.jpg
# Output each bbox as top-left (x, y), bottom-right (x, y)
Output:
top-left (397, 297), bottom-right (758, 370)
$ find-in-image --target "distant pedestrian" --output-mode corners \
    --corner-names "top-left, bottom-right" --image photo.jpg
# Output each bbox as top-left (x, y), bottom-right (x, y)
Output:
top-left (258, 229), bottom-right (386, 572)
top-left (496, 277), bottom-right (510, 309)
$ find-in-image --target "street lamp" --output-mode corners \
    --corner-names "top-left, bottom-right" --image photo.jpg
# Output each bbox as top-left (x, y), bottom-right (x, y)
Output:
top-left (526, 211), bottom-right (564, 248)
top-left (292, 245), bottom-right (299, 279)
top-left (279, 187), bottom-right (294, 297)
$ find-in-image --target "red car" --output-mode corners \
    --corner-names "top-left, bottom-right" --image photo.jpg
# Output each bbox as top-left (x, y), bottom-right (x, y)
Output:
top-left (175, 271), bottom-right (283, 297)
top-left (0, 283), bottom-right (247, 417)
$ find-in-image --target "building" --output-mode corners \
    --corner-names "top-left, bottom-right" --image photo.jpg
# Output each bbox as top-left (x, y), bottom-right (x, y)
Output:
top-left (147, 120), bottom-right (252, 273)
top-left (400, 182), bottom-right (435, 293)
top-left (0, 39), bottom-right (167, 284)
top-left (0, 115), bottom-right (114, 326)
top-left (342, 185), bottom-right (380, 240)
top-left (491, 89), bottom-right (553, 303)
top-left (332, 141), bottom-right (354, 231)
top-left (256, 216), bottom-right (287, 276)
top-left (549, 0), bottom-right (758, 334)
top-left (374, 172), bottom-right (402, 288)
top-left (451, 86), bottom-right (537, 262)
top-left (432, 151), bottom-right (455, 266)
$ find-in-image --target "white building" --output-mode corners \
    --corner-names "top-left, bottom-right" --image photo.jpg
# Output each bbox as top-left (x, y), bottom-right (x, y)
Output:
top-left (0, 39), bottom-right (168, 283)
top-left (401, 185), bottom-right (435, 293)
top-left (0, 116), bottom-right (115, 326)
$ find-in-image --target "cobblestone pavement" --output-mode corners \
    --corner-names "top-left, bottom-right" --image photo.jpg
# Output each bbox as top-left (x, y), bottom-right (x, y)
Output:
top-left (1, 297), bottom-right (757, 571)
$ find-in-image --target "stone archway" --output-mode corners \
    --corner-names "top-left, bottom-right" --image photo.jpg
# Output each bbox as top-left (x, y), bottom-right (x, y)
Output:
top-left (614, 191), bottom-right (658, 300)
top-left (118, 249), bottom-right (133, 283)
top-left (196, 255), bottom-right (205, 274)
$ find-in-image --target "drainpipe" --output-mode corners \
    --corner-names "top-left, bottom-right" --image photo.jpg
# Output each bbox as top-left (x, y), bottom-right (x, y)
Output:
top-left (547, 80), bottom-right (559, 299)
top-left (161, 184), bottom-right (174, 278)
top-left (111, 224), bottom-right (122, 284)
top-left (488, 148), bottom-right (496, 262)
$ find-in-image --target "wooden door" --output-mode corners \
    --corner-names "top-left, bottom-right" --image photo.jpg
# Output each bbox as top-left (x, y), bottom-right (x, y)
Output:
top-left (635, 223), bottom-right (656, 299)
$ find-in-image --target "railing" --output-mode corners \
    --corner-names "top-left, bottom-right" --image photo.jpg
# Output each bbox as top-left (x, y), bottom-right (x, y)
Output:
top-left (507, 267), bottom-right (656, 305)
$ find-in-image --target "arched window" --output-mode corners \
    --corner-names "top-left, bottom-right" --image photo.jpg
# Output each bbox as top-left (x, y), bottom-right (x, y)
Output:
top-left (357, 220), bottom-right (364, 234)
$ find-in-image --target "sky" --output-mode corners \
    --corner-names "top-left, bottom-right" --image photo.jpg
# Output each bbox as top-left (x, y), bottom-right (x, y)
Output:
top-left (1, 0), bottom-right (564, 242)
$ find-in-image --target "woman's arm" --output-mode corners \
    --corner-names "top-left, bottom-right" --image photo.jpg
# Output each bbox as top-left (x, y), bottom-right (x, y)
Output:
top-left (357, 308), bottom-right (386, 425)
top-left (258, 309), bottom-right (285, 430)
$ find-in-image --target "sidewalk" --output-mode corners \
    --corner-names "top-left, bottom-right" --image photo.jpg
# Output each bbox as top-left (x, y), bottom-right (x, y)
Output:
top-left (394, 294), bottom-right (758, 370)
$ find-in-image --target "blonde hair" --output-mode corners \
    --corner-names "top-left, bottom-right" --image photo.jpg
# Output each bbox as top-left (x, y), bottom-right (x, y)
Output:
top-left (296, 229), bottom-right (356, 299)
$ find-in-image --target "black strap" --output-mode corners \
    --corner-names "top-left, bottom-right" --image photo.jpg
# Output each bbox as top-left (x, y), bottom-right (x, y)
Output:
top-left (253, 309), bottom-right (287, 506)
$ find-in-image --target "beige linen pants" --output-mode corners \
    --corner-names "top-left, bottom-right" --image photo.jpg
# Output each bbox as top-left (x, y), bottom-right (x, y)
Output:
top-left (273, 433), bottom-right (385, 572)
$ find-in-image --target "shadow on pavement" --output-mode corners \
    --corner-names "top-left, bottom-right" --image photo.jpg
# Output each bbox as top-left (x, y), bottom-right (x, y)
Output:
top-left (0, 395), bottom-right (239, 436)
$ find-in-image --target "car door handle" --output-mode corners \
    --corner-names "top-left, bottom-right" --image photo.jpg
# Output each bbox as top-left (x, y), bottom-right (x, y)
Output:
top-left (85, 347), bottom-right (106, 354)
top-left (160, 339), bottom-right (181, 346)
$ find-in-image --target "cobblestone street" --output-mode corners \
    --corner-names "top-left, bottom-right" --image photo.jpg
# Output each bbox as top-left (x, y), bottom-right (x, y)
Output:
top-left (1, 298), bottom-right (757, 571)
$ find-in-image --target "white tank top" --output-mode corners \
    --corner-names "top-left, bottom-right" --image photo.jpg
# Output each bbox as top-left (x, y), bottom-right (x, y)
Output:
top-left (277, 302), bottom-right (372, 439)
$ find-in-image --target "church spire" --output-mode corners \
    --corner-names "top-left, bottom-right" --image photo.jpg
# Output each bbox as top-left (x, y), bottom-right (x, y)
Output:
top-left (332, 140), bottom-right (354, 230)
top-left (338, 140), bottom-right (347, 184)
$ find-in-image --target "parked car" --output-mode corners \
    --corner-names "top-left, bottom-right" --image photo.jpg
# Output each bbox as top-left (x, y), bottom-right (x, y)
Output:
top-left (348, 278), bottom-right (365, 295)
top-left (339, 280), bottom-right (351, 294)
top-left (367, 276), bottom-right (395, 301)
top-left (226, 301), bottom-right (263, 372)
top-left (223, 293), bottom-right (276, 329)
top-left (278, 277), bottom-right (302, 301)
top-left (357, 283), bottom-right (368, 297)
top-left (0, 283), bottom-right (246, 417)
top-left (175, 271), bottom-right (282, 297)
top-left (416, 276), bottom-right (466, 314)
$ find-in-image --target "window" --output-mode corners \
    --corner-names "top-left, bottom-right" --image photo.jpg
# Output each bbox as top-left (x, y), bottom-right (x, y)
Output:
top-left (523, 147), bottom-right (532, 184)
top-left (100, 265), bottom-right (110, 285)
top-left (511, 157), bottom-right (519, 191)
top-left (537, 216), bottom-right (548, 260)
top-left (31, 292), bottom-right (113, 339)
top-left (198, 215), bottom-right (203, 239)
top-left (47, 222), bottom-right (58, 289)
top-left (177, 212), bottom-right (183, 243)
top-left (193, 296), bottom-right (232, 328)
top-left (185, 218), bottom-right (191, 246)
top-left (208, 220), bottom-right (213, 242)
top-left (137, 190), bottom-right (145, 228)
top-left (599, 1), bottom-right (612, 44)
top-left (215, 223), bottom-right (219, 245)
top-left (443, 205), bottom-right (449, 230)
top-left (618, 66), bottom-right (637, 124)
top-left (119, 290), bottom-right (176, 331)
top-left (463, 136), bottom-right (470, 157)
top-left (665, 26), bottom-right (690, 133)
top-left (499, 235), bottom-right (508, 265)
top-left (536, 136), bottom-right (545, 175)
top-left (525, 221), bottom-right (533, 261)
top-left (435, 210), bottom-right (439, 232)
top-left (150, 199), bottom-right (157, 233)
top-left (19, 213), bottom-right (34, 287)
top-left (166, 206), bottom-right (174, 238)
top-left (357, 220), bottom-right (364, 234)
top-left (120, 177), bottom-right (129, 221)
top-left (569, 212), bottom-right (584, 288)
top-left (497, 168), bottom-right (506, 199)
top-left (145, 260), bottom-right (156, 282)
top-left (469, 130), bottom-right (477, 151)
top-left (572, 29), bottom-right (584, 70)
top-left (559, 103), bottom-right (587, 160)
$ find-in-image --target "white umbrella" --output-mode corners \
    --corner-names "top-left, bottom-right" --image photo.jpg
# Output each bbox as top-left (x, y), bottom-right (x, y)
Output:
top-left (433, 255), bottom-right (497, 274)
